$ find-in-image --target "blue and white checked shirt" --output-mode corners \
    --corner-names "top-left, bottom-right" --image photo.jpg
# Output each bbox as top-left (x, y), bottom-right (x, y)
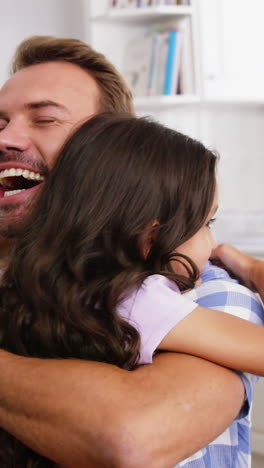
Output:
top-left (173, 262), bottom-right (264, 468)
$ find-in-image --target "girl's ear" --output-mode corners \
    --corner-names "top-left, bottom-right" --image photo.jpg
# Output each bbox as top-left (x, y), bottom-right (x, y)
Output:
top-left (141, 220), bottom-right (160, 260)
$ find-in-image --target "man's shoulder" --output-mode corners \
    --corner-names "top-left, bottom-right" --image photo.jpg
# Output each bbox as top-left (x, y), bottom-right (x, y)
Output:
top-left (185, 262), bottom-right (264, 325)
top-left (201, 261), bottom-right (239, 283)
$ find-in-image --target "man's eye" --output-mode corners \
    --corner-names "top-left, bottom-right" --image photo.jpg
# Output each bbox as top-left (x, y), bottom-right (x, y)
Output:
top-left (36, 119), bottom-right (56, 124)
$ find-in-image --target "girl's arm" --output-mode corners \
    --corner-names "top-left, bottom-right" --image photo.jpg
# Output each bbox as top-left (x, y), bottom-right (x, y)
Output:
top-left (158, 306), bottom-right (264, 376)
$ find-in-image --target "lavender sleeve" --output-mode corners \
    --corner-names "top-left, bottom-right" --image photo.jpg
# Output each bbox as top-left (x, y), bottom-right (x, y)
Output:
top-left (118, 274), bottom-right (197, 364)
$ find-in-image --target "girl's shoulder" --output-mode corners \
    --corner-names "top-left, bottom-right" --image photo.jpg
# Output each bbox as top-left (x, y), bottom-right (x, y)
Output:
top-left (119, 273), bottom-right (197, 326)
top-left (141, 274), bottom-right (181, 294)
top-left (118, 274), bottom-right (198, 365)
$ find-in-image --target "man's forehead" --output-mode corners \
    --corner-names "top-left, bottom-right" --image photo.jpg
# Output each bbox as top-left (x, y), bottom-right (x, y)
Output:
top-left (0, 62), bottom-right (100, 115)
top-left (0, 85), bottom-right (69, 115)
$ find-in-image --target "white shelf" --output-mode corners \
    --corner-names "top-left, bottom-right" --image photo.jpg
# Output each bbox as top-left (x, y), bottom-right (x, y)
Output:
top-left (134, 94), bottom-right (200, 109)
top-left (203, 97), bottom-right (264, 108)
top-left (133, 96), bottom-right (264, 111)
top-left (92, 6), bottom-right (193, 23)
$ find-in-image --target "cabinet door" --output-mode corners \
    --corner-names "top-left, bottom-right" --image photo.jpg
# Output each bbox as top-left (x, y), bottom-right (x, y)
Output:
top-left (200, 0), bottom-right (264, 99)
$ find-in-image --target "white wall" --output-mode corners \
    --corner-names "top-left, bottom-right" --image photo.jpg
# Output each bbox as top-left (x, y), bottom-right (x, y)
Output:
top-left (197, 103), bottom-right (264, 248)
top-left (200, 0), bottom-right (264, 99)
top-left (0, 0), bottom-right (85, 86)
top-left (1, 0), bottom-right (264, 463)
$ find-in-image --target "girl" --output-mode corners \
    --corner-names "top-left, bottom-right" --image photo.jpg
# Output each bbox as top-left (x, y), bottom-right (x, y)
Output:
top-left (0, 113), bottom-right (262, 467)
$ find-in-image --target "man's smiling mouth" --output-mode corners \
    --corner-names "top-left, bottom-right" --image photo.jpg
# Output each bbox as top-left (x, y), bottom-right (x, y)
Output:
top-left (0, 168), bottom-right (44, 198)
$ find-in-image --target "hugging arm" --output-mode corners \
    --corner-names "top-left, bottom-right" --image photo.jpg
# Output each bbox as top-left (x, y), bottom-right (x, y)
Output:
top-left (159, 305), bottom-right (264, 376)
top-left (0, 350), bottom-right (244, 468)
top-left (159, 259), bottom-right (264, 384)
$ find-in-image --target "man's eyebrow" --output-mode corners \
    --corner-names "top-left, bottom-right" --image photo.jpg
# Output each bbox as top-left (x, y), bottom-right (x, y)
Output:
top-left (25, 100), bottom-right (70, 115)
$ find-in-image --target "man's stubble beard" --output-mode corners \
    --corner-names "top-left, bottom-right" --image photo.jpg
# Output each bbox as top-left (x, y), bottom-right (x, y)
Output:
top-left (0, 151), bottom-right (48, 239)
top-left (0, 201), bottom-right (32, 239)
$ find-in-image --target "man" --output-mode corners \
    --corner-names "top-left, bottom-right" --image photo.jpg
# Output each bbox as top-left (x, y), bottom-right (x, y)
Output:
top-left (0, 35), bottom-right (261, 468)
top-left (214, 244), bottom-right (264, 302)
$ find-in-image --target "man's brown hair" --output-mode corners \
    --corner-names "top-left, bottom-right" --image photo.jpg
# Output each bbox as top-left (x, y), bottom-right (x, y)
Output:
top-left (11, 35), bottom-right (134, 114)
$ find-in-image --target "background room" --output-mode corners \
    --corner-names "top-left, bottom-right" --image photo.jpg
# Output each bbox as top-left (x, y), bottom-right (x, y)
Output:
top-left (1, 0), bottom-right (264, 466)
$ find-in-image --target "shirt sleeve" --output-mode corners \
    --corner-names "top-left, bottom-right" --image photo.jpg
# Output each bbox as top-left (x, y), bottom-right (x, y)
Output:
top-left (118, 274), bottom-right (198, 365)
top-left (185, 262), bottom-right (264, 420)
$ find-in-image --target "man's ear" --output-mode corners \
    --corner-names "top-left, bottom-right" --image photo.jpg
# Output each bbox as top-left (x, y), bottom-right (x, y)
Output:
top-left (141, 220), bottom-right (160, 259)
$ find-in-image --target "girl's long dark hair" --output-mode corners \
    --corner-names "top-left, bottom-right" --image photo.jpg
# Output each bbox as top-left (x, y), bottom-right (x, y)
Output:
top-left (0, 113), bottom-right (217, 467)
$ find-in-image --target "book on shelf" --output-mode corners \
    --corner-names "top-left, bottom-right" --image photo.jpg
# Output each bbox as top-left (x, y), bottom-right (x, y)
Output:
top-left (147, 30), bottom-right (168, 95)
top-left (139, 0), bottom-right (152, 6)
top-left (163, 29), bottom-right (183, 95)
top-left (109, 0), bottom-right (191, 8)
top-left (177, 0), bottom-right (191, 5)
top-left (178, 17), bottom-right (195, 94)
top-left (146, 33), bottom-right (160, 94)
top-left (122, 24), bottom-right (191, 97)
top-left (122, 35), bottom-right (154, 96)
top-left (109, 0), bottom-right (138, 8)
top-left (158, 1), bottom-right (192, 4)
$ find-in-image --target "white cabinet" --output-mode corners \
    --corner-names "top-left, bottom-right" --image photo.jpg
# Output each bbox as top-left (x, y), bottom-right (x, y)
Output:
top-left (85, 0), bottom-right (201, 112)
top-left (86, 0), bottom-right (264, 104)
top-left (199, 0), bottom-right (264, 100)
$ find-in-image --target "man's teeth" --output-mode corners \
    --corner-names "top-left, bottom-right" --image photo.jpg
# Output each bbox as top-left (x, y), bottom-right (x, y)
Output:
top-left (0, 168), bottom-right (44, 181)
top-left (4, 189), bottom-right (26, 198)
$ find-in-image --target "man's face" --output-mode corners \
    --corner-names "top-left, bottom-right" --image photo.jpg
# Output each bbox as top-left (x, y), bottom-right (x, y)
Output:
top-left (0, 61), bottom-right (101, 238)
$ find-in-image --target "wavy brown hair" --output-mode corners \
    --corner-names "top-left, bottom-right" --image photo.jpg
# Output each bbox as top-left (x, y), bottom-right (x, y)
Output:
top-left (0, 114), bottom-right (217, 466)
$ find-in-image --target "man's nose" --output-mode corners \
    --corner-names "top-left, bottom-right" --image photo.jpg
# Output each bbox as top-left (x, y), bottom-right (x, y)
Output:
top-left (0, 121), bottom-right (31, 154)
